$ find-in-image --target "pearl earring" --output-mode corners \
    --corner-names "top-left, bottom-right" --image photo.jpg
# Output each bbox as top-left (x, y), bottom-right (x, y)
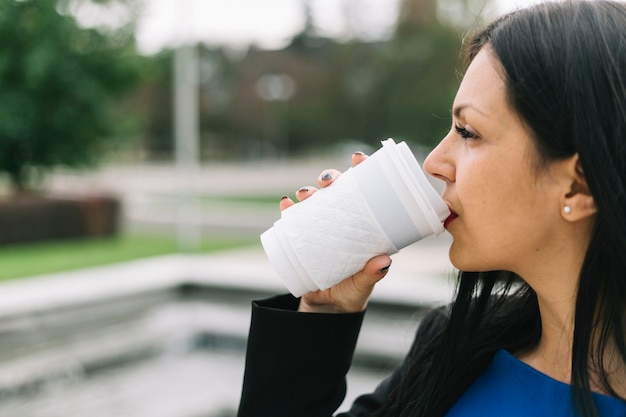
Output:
top-left (564, 206), bottom-right (572, 214)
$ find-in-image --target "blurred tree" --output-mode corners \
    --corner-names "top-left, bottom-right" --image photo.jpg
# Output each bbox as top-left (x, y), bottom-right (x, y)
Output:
top-left (131, 0), bottom-right (496, 160)
top-left (138, 46), bottom-right (240, 159)
top-left (0, 0), bottom-right (142, 194)
top-left (369, 0), bottom-right (461, 148)
top-left (396, 0), bottom-right (438, 34)
top-left (136, 49), bottom-right (174, 158)
top-left (317, 0), bottom-right (498, 150)
top-left (285, 0), bottom-right (462, 152)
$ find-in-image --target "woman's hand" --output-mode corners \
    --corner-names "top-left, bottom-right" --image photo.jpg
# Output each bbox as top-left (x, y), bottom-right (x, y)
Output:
top-left (280, 152), bottom-right (393, 314)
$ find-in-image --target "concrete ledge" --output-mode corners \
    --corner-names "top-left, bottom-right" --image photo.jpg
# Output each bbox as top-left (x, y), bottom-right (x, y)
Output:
top-left (0, 236), bottom-right (456, 319)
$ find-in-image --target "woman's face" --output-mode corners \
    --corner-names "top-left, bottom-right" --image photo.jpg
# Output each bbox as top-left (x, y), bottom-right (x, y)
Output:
top-left (423, 48), bottom-right (565, 275)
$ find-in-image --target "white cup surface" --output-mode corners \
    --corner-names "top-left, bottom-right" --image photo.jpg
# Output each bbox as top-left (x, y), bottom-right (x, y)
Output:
top-left (261, 138), bottom-right (449, 297)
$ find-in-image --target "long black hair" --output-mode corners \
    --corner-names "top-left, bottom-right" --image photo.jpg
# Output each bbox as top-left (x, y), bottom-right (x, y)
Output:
top-left (376, 2), bottom-right (626, 416)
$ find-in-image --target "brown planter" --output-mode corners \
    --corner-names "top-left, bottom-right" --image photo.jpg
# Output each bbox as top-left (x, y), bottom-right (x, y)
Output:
top-left (0, 195), bottom-right (121, 246)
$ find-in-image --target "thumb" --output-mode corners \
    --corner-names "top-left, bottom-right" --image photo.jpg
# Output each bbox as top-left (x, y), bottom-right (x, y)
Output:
top-left (354, 254), bottom-right (392, 289)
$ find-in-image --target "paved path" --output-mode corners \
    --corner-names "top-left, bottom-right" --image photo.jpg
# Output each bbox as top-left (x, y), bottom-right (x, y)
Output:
top-left (45, 158), bottom-right (350, 197)
top-left (46, 158), bottom-right (356, 236)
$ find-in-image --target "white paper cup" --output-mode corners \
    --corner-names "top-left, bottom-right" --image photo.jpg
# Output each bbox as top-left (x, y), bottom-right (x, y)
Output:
top-left (260, 138), bottom-right (450, 297)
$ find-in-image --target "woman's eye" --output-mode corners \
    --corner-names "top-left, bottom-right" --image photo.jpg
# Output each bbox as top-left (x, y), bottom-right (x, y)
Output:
top-left (455, 124), bottom-right (477, 140)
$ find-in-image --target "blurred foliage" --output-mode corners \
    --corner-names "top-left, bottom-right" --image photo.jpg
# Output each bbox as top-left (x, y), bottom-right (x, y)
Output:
top-left (138, 0), bottom-right (466, 160)
top-left (0, 0), bottom-right (144, 193)
top-left (0, 0), bottom-right (487, 174)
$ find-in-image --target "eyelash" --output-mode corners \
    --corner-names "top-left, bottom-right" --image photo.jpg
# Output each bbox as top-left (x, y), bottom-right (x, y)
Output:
top-left (454, 124), bottom-right (477, 140)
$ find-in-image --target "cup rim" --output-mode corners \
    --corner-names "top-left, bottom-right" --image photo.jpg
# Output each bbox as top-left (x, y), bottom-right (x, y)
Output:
top-left (380, 139), bottom-right (447, 234)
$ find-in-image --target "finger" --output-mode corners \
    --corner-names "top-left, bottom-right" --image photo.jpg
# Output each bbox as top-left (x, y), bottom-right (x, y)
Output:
top-left (317, 169), bottom-right (342, 188)
top-left (352, 151), bottom-right (369, 167)
top-left (358, 255), bottom-right (392, 287)
top-left (295, 186), bottom-right (318, 202)
top-left (279, 195), bottom-right (295, 211)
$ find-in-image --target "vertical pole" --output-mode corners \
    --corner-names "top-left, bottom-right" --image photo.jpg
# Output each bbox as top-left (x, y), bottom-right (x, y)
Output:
top-left (173, 22), bottom-right (201, 251)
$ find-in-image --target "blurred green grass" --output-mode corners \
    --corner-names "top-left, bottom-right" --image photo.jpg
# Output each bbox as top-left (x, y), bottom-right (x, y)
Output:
top-left (0, 233), bottom-right (257, 282)
top-left (201, 194), bottom-right (281, 205)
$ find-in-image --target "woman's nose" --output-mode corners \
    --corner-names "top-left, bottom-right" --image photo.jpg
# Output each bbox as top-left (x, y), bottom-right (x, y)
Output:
top-left (423, 133), bottom-right (455, 183)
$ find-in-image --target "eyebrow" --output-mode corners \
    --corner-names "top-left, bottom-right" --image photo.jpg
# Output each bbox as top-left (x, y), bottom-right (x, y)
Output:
top-left (453, 103), bottom-right (488, 119)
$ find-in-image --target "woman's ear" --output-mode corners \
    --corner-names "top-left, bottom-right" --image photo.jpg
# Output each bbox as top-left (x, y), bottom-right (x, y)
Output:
top-left (561, 154), bottom-right (596, 222)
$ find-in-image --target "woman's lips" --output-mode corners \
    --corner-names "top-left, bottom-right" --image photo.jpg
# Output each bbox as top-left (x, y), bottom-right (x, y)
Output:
top-left (443, 211), bottom-right (459, 229)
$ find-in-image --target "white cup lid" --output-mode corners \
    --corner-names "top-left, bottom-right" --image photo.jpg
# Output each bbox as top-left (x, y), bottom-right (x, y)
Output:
top-left (353, 139), bottom-right (448, 246)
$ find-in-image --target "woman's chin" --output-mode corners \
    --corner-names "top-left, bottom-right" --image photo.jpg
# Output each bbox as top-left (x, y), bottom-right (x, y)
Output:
top-left (447, 244), bottom-right (488, 273)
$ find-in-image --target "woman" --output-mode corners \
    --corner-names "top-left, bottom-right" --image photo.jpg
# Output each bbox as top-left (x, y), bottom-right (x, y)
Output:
top-left (237, 1), bottom-right (626, 416)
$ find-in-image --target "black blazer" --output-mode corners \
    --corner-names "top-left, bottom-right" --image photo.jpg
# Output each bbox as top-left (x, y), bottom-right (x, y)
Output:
top-left (237, 294), bottom-right (448, 417)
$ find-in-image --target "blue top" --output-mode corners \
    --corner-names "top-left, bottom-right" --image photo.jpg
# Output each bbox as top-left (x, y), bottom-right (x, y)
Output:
top-left (446, 349), bottom-right (626, 417)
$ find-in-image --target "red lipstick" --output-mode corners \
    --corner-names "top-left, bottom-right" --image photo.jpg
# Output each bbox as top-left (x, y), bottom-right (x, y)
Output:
top-left (443, 211), bottom-right (458, 229)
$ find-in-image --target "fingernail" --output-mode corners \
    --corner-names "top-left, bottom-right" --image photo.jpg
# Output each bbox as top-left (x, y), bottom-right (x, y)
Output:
top-left (281, 195), bottom-right (289, 200)
top-left (297, 187), bottom-right (310, 193)
top-left (378, 263), bottom-right (392, 274)
top-left (320, 172), bottom-right (333, 181)
top-left (354, 151), bottom-right (365, 156)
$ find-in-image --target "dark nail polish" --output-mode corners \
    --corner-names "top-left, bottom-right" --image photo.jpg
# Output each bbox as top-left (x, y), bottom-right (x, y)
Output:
top-left (379, 263), bottom-right (392, 274)
top-left (321, 172), bottom-right (333, 181)
top-left (297, 187), bottom-right (310, 193)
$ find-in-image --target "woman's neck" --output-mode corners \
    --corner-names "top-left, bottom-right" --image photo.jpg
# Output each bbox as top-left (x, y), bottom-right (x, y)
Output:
top-left (517, 294), bottom-right (626, 398)
top-left (517, 293), bottom-right (575, 384)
